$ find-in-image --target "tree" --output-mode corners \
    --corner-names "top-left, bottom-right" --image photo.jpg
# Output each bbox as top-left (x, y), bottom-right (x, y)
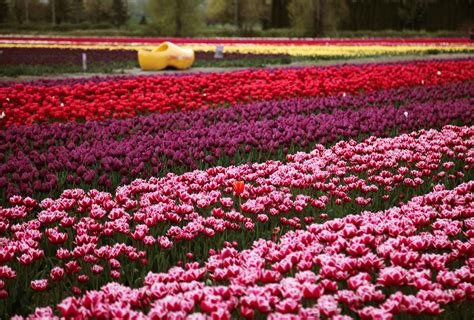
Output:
top-left (70, 0), bottom-right (85, 23)
top-left (205, 0), bottom-right (267, 31)
top-left (28, 0), bottom-right (49, 22)
top-left (7, 0), bottom-right (48, 24)
top-left (50, 0), bottom-right (55, 24)
top-left (55, 0), bottom-right (71, 24)
top-left (147, 0), bottom-right (202, 36)
top-left (84, 0), bottom-right (113, 24)
top-left (397, 0), bottom-right (430, 30)
top-left (288, 0), bottom-right (347, 36)
top-left (205, 0), bottom-right (233, 25)
top-left (84, 0), bottom-right (100, 23)
top-left (112, 0), bottom-right (128, 26)
top-left (10, 0), bottom-right (25, 23)
top-left (24, 0), bottom-right (29, 23)
top-left (271, 0), bottom-right (289, 28)
top-left (0, 0), bottom-right (8, 23)
top-left (239, 0), bottom-right (266, 31)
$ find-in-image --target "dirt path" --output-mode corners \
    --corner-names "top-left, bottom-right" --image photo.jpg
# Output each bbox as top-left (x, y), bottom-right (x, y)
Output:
top-left (1, 53), bottom-right (472, 83)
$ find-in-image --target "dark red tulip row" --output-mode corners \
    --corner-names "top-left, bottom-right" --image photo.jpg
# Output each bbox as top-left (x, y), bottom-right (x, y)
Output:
top-left (0, 47), bottom-right (287, 67)
top-left (1, 59), bottom-right (474, 128)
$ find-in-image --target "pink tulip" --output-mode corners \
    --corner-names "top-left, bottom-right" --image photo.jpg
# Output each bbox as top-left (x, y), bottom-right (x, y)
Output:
top-left (30, 279), bottom-right (48, 292)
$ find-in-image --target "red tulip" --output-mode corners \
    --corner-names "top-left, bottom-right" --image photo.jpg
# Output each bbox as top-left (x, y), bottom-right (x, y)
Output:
top-left (233, 181), bottom-right (245, 195)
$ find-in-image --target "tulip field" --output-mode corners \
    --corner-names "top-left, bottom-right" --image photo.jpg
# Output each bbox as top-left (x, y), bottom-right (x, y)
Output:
top-left (1, 36), bottom-right (474, 76)
top-left (0, 37), bottom-right (474, 319)
top-left (2, 36), bottom-right (474, 57)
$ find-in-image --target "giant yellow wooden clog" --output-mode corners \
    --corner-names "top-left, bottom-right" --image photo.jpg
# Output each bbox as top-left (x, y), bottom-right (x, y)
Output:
top-left (138, 42), bottom-right (195, 71)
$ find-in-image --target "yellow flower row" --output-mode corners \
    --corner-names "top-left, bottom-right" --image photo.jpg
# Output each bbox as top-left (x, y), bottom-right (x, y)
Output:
top-left (1, 42), bottom-right (473, 57)
top-left (190, 44), bottom-right (474, 57)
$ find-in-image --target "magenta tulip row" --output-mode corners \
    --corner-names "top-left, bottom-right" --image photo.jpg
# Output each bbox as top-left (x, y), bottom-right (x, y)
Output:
top-left (16, 180), bottom-right (474, 319)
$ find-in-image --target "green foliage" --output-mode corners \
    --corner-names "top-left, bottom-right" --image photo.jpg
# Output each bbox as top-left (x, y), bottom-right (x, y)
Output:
top-left (2, 0), bottom-right (474, 33)
top-left (205, 0), bottom-right (233, 24)
top-left (270, 0), bottom-right (289, 28)
top-left (205, 0), bottom-right (269, 31)
top-left (239, 0), bottom-right (267, 31)
top-left (0, 0), bottom-right (8, 23)
top-left (397, 0), bottom-right (430, 30)
top-left (84, 0), bottom-right (111, 23)
top-left (147, 0), bottom-right (178, 35)
top-left (53, 0), bottom-right (72, 24)
top-left (288, 0), bottom-right (348, 36)
top-left (112, 0), bottom-right (128, 26)
top-left (342, 0), bottom-right (473, 32)
top-left (70, 0), bottom-right (85, 24)
top-left (146, 0), bottom-right (202, 36)
top-left (9, 0), bottom-right (25, 23)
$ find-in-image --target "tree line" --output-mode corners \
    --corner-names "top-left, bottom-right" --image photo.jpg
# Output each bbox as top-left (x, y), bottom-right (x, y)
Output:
top-left (1, 0), bottom-right (128, 26)
top-left (1, 0), bottom-right (472, 36)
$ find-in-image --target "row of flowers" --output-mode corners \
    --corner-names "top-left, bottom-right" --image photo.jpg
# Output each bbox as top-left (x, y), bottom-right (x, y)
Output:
top-left (12, 180), bottom-right (474, 319)
top-left (1, 42), bottom-right (473, 58)
top-left (2, 35), bottom-right (472, 45)
top-left (186, 44), bottom-right (474, 58)
top-left (0, 58), bottom-right (441, 90)
top-left (0, 125), bottom-right (472, 317)
top-left (0, 47), bottom-right (288, 67)
top-left (1, 82), bottom-right (472, 202)
top-left (1, 59), bottom-right (473, 128)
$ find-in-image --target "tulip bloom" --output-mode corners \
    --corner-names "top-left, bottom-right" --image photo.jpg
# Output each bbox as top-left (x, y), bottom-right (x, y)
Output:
top-left (233, 181), bottom-right (245, 195)
top-left (30, 279), bottom-right (48, 292)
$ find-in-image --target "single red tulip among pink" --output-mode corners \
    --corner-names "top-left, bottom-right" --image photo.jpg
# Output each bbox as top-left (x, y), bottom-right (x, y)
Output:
top-left (233, 180), bottom-right (245, 195)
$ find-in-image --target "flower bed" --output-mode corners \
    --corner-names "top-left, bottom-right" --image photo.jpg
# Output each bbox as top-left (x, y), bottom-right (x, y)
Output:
top-left (2, 35), bottom-right (472, 46)
top-left (0, 47), bottom-right (288, 67)
top-left (1, 44), bottom-right (474, 319)
top-left (1, 59), bottom-right (473, 128)
top-left (187, 44), bottom-right (474, 58)
top-left (12, 180), bottom-right (474, 319)
top-left (2, 42), bottom-right (473, 58)
top-left (2, 35), bottom-right (473, 59)
top-left (0, 125), bottom-right (472, 317)
top-left (1, 82), bottom-right (472, 202)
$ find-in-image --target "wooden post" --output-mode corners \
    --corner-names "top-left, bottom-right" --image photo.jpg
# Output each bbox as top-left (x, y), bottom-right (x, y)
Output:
top-left (82, 53), bottom-right (87, 71)
top-left (214, 45), bottom-right (224, 59)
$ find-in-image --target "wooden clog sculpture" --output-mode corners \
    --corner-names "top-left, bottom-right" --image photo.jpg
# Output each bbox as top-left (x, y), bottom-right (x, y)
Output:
top-left (138, 42), bottom-right (195, 71)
